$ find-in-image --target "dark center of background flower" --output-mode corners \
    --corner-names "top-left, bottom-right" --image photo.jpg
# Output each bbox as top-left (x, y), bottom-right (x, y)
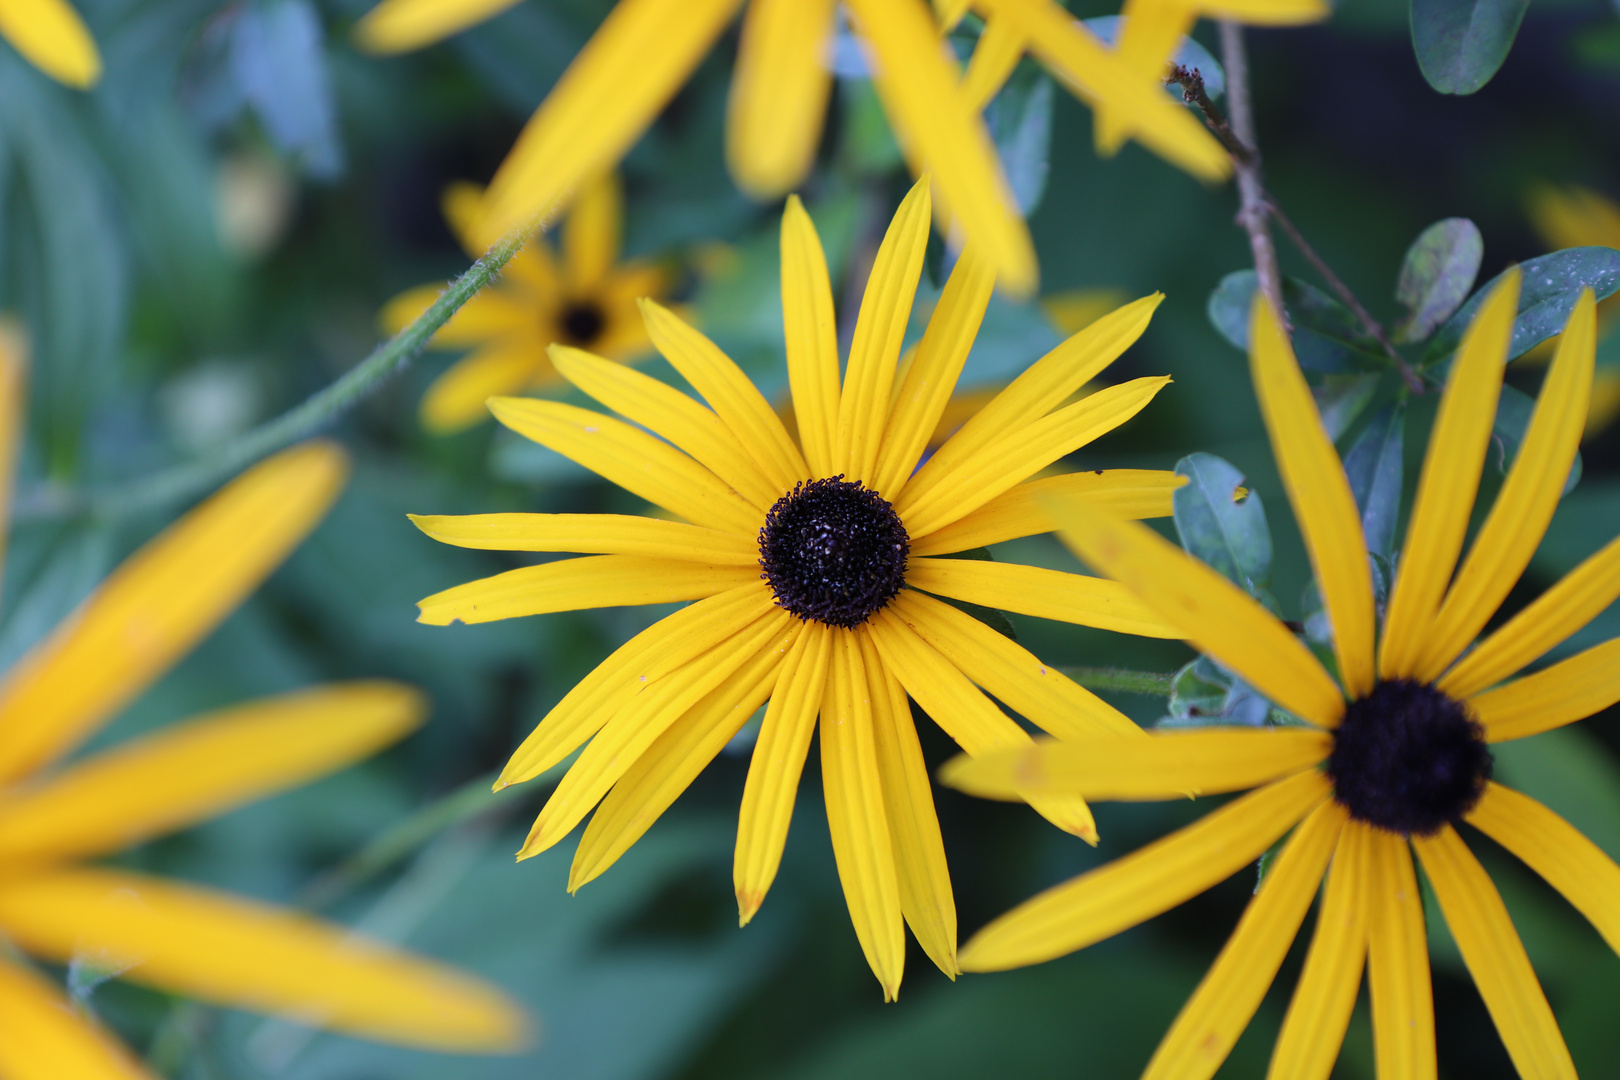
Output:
top-left (560, 300), bottom-right (607, 346)
top-left (758, 476), bottom-right (909, 628)
top-left (1326, 678), bottom-right (1492, 836)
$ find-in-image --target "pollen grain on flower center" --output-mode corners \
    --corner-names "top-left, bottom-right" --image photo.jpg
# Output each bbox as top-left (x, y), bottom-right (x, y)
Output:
top-left (560, 300), bottom-right (607, 345)
top-left (757, 476), bottom-right (909, 629)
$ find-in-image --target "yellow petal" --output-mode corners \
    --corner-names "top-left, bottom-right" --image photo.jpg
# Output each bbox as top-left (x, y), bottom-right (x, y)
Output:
top-left (725, 0), bottom-right (837, 197)
top-left (0, 319), bottom-right (29, 595)
top-left (1249, 295), bottom-right (1376, 699)
top-left (1413, 825), bottom-right (1576, 1080)
top-left (890, 588), bottom-right (1142, 739)
top-left (563, 171), bottom-right (622, 291)
top-left (873, 245), bottom-right (995, 500)
top-left (1142, 800), bottom-right (1347, 1080)
top-left (439, 181), bottom-right (489, 260)
top-left (909, 469), bottom-right (1185, 555)
top-left (1380, 269), bottom-right (1520, 679)
top-left (934, 0), bottom-right (972, 30)
top-left (942, 728), bottom-right (1329, 802)
top-left (860, 627), bottom-right (958, 976)
top-left (1045, 498), bottom-right (1346, 727)
top-left (1469, 636), bottom-right (1620, 743)
top-left (1468, 782), bottom-right (1620, 955)
top-left (0, 957), bottom-right (153, 1079)
top-left (0, 0), bottom-right (101, 87)
top-left (380, 284), bottom-right (532, 346)
top-left (780, 195), bottom-right (843, 478)
top-left (1527, 183), bottom-right (1620, 253)
top-left (498, 583), bottom-right (775, 786)
top-left (1366, 832), bottom-right (1437, 1080)
top-left (352, 0), bottom-right (522, 53)
top-left (571, 621), bottom-right (792, 891)
top-left (901, 375), bottom-right (1173, 537)
top-left (959, 769), bottom-right (1332, 971)
top-left (409, 511), bottom-right (758, 563)
top-left (547, 345), bottom-right (781, 509)
top-left (0, 442), bottom-right (347, 784)
top-left (1266, 821), bottom-right (1371, 1080)
top-left (0, 868), bottom-right (528, 1051)
top-left (835, 176), bottom-right (932, 485)
top-left (1094, 0), bottom-right (1193, 155)
top-left (488, 396), bottom-right (762, 533)
top-left (1040, 288), bottom-right (1128, 336)
top-left (820, 627), bottom-right (906, 999)
top-left (735, 620), bottom-right (832, 924)
top-left (1200, 0), bottom-right (1329, 19)
top-left (845, 0), bottom-right (1037, 294)
top-left (640, 299), bottom-right (808, 490)
top-left (503, 234), bottom-right (562, 297)
top-left (473, 0), bottom-right (744, 244)
top-left (419, 340), bottom-right (549, 434)
top-left (1419, 291), bottom-right (1596, 680)
top-left (0, 682), bottom-right (422, 863)
top-left (961, 14), bottom-right (1023, 113)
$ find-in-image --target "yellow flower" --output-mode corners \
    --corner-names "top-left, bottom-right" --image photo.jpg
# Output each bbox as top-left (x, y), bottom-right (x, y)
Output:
top-left (381, 174), bottom-right (667, 433)
top-left (0, 335), bottom-right (527, 1070)
top-left (354, 0), bottom-right (1230, 295)
top-left (412, 179), bottom-right (1186, 998)
top-left (947, 273), bottom-right (1614, 1079)
top-left (1526, 182), bottom-right (1620, 439)
top-left (0, 0), bottom-right (100, 87)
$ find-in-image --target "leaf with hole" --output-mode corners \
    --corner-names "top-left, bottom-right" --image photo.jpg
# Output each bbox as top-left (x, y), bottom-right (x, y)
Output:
top-left (1172, 453), bottom-right (1272, 595)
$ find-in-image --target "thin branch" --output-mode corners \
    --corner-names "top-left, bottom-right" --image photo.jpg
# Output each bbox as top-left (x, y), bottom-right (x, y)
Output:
top-left (1215, 22), bottom-right (1288, 331)
top-left (1060, 666), bottom-right (1176, 696)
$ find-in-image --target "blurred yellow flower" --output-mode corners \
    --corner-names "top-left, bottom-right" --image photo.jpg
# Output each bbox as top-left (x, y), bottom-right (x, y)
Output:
top-left (1527, 182), bottom-right (1620, 439)
top-left (950, 278), bottom-right (1616, 1079)
top-left (382, 174), bottom-right (668, 433)
top-left (0, 334), bottom-right (528, 1073)
top-left (0, 0), bottom-right (100, 87)
top-left (354, 0), bottom-right (1231, 295)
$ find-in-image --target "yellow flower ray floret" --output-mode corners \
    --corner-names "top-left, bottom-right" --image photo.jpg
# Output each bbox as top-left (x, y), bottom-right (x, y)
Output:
top-left (0, 0), bottom-right (101, 88)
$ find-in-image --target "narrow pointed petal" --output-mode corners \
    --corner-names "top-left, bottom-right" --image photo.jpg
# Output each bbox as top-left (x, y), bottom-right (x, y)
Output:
top-left (942, 728), bottom-right (1330, 802)
top-left (735, 621), bottom-right (832, 923)
top-left (909, 469), bottom-right (1185, 555)
top-left (0, 442), bottom-right (346, 783)
top-left (0, 683), bottom-right (422, 863)
top-left (572, 623), bottom-right (793, 891)
top-left (961, 14), bottom-right (1024, 112)
top-left (890, 588), bottom-right (1142, 739)
top-left (563, 171), bottom-right (622, 290)
top-left (780, 196), bottom-right (843, 477)
top-left (1380, 270), bottom-right (1520, 679)
top-left (1094, 0), bottom-right (1193, 155)
top-left (905, 557), bottom-right (1180, 638)
top-left (1469, 636), bottom-right (1620, 743)
top-left (419, 340), bottom-right (548, 434)
top-left (352, 0), bottom-right (523, 52)
top-left (1044, 500), bottom-right (1346, 727)
top-left (1420, 291), bottom-right (1596, 680)
top-left (835, 177), bottom-right (933, 485)
top-left (1468, 782), bottom-right (1620, 954)
top-left (1413, 825), bottom-right (1577, 1080)
top-left (959, 770), bottom-right (1332, 971)
top-left (726, 0), bottom-right (837, 197)
top-left (0, 958), bottom-right (153, 1079)
top-left (820, 628), bottom-right (906, 998)
top-left (0, 320), bottom-right (27, 596)
top-left (0, 0), bottom-right (101, 87)
top-left (380, 285), bottom-right (533, 345)
top-left (1249, 296), bottom-right (1376, 698)
top-left (1142, 800), bottom-right (1347, 1080)
top-left (409, 512), bottom-right (757, 563)
top-left (1366, 832), bottom-right (1437, 1080)
top-left (1267, 822), bottom-right (1371, 1080)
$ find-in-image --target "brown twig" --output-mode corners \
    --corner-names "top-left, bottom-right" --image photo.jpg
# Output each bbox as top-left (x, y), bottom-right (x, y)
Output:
top-left (1165, 64), bottom-right (1253, 167)
top-left (1213, 23), bottom-right (1288, 332)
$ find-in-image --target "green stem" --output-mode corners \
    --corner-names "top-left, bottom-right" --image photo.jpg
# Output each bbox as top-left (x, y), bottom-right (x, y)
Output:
top-left (14, 224), bottom-right (532, 525)
top-left (1060, 666), bottom-right (1176, 696)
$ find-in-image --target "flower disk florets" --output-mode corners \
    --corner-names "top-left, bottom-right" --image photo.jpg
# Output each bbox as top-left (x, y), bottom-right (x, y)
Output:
top-left (1327, 678), bottom-right (1492, 837)
top-left (758, 476), bottom-right (909, 629)
top-left (560, 300), bottom-right (606, 346)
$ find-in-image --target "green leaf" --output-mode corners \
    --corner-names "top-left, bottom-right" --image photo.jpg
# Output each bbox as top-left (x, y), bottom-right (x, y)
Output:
top-left (1159, 656), bottom-right (1270, 728)
top-left (1312, 373), bottom-right (1382, 442)
top-left (1173, 452), bottom-right (1272, 594)
top-left (1393, 218), bottom-right (1483, 343)
top-left (1421, 248), bottom-right (1620, 368)
top-left (1341, 402), bottom-right (1405, 558)
top-left (1491, 383), bottom-right (1582, 495)
top-left (1207, 270), bottom-right (1387, 374)
top-left (1410, 0), bottom-right (1529, 95)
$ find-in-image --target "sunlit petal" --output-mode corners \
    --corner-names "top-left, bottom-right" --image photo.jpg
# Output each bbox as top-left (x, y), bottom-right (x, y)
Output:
top-left (909, 469), bottom-right (1184, 555)
top-left (905, 557), bottom-right (1181, 638)
top-left (1469, 637), bottom-right (1620, 743)
top-left (1366, 832), bottom-right (1437, 1080)
top-left (780, 195), bottom-right (843, 477)
top-left (408, 512), bottom-right (757, 563)
top-left (0, 957), bottom-right (153, 1079)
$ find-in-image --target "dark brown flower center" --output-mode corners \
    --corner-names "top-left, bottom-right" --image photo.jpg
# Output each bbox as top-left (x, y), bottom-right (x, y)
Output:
top-left (757, 476), bottom-right (909, 628)
top-left (560, 300), bottom-right (606, 346)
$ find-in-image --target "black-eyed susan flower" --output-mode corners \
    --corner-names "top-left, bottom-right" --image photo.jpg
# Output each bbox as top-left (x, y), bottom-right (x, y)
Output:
top-left (412, 179), bottom-right (1184, 997)
top-left (382, 173), bottom-right (668, 433)
top-left (354, 0), bottom-right (1229, 295)
top-left (1526, 182), bottom-right (1620, 438)
top-left (0, 0), bottom-right (100, 87)
top-left (946, 272), bottom-right (1617, 1079)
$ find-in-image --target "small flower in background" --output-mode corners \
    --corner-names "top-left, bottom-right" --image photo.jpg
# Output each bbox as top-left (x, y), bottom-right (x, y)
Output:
top-left (381, 173), bottom-right (669, 434)
top-left (1526, 182), bottom-right (1620, 439)
top-left (411, 178), bottom-right (1187, 998)
top-left (948, 276), bottom-right (1617, 1078)
top-left (0, 332), bottom-right (529, 1071)
top-left (0, 0), bottom-right (100, 88)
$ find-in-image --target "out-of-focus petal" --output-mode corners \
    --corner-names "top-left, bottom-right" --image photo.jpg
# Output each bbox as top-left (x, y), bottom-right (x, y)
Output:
top-left (0, 0), bottom-right (101, 87)
top-left (0, 957), bottom-right (153, 1079)
top-left (726, 0), bottom-right (837, 198)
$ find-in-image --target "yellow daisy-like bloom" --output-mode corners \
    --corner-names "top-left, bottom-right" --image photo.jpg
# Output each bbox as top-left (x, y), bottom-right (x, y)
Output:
top-left (354, 0), bottom-right (1230, 295)
top-left (381, 174), bottom-right (667, 433)
top-left (412, 179), bottom-right (1186, 997)
top-left (948, 273), bottom-right (1616, 1079)
top-left (0, 0), bottom-right (100, 88)
top-left (1526, 182), bottom-right (1620, 439)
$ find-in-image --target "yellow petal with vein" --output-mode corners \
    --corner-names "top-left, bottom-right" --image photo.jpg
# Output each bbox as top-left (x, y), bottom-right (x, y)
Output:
top-left (725, 0), bottom-right (837, 197)
top-left (0, 0), bottom-right (101, 87)
top-left (0, 442), bottom-right (346, 783)
top-left (820, 627), bottom-right (906, 999)
top-left (1366, 831), bottom-right (1437, 1080)
top-left (1046, 498), bottom-right (1345, 727)
top-left (0, 683), bottom-right (422, 863)
top-left (0, 319), bottom-right (27, 592)
top-left (1420, 291), bottom-right (1595, 680)
top-left (1250, 295), bottom-right (1375, 698)
top-left (910, 469), bottom-right (1185, 555)
top-left (0, 957), bottom-right (152, 1079)
top-left (735, 621), bottom-right (832, 924)
top-left (564, 171), bottom-right (621, 290)
top-left (961, 14), bottom-right (1023, 113)
top-left (0, 868), bottom-right (528, 1051)
top-left (907, 556), bottom-right (1180, 638)
top-left (959, 769), bottom-right (1332, 971)
top-left (780, 196), bottom-right (842, 477)
top-left (352, 0), bottom-right (522, 52)
top-left (1469, 636), bottom-right (1620, 743)
top-left (1413, 825), bottom-right (1576, 1080)
top-left (1380, 269), bottom-right (1519, 679)
top-left (409, 512), bottom-right (757, 563)
top-left (419, 340), bottom-right (549, 434)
